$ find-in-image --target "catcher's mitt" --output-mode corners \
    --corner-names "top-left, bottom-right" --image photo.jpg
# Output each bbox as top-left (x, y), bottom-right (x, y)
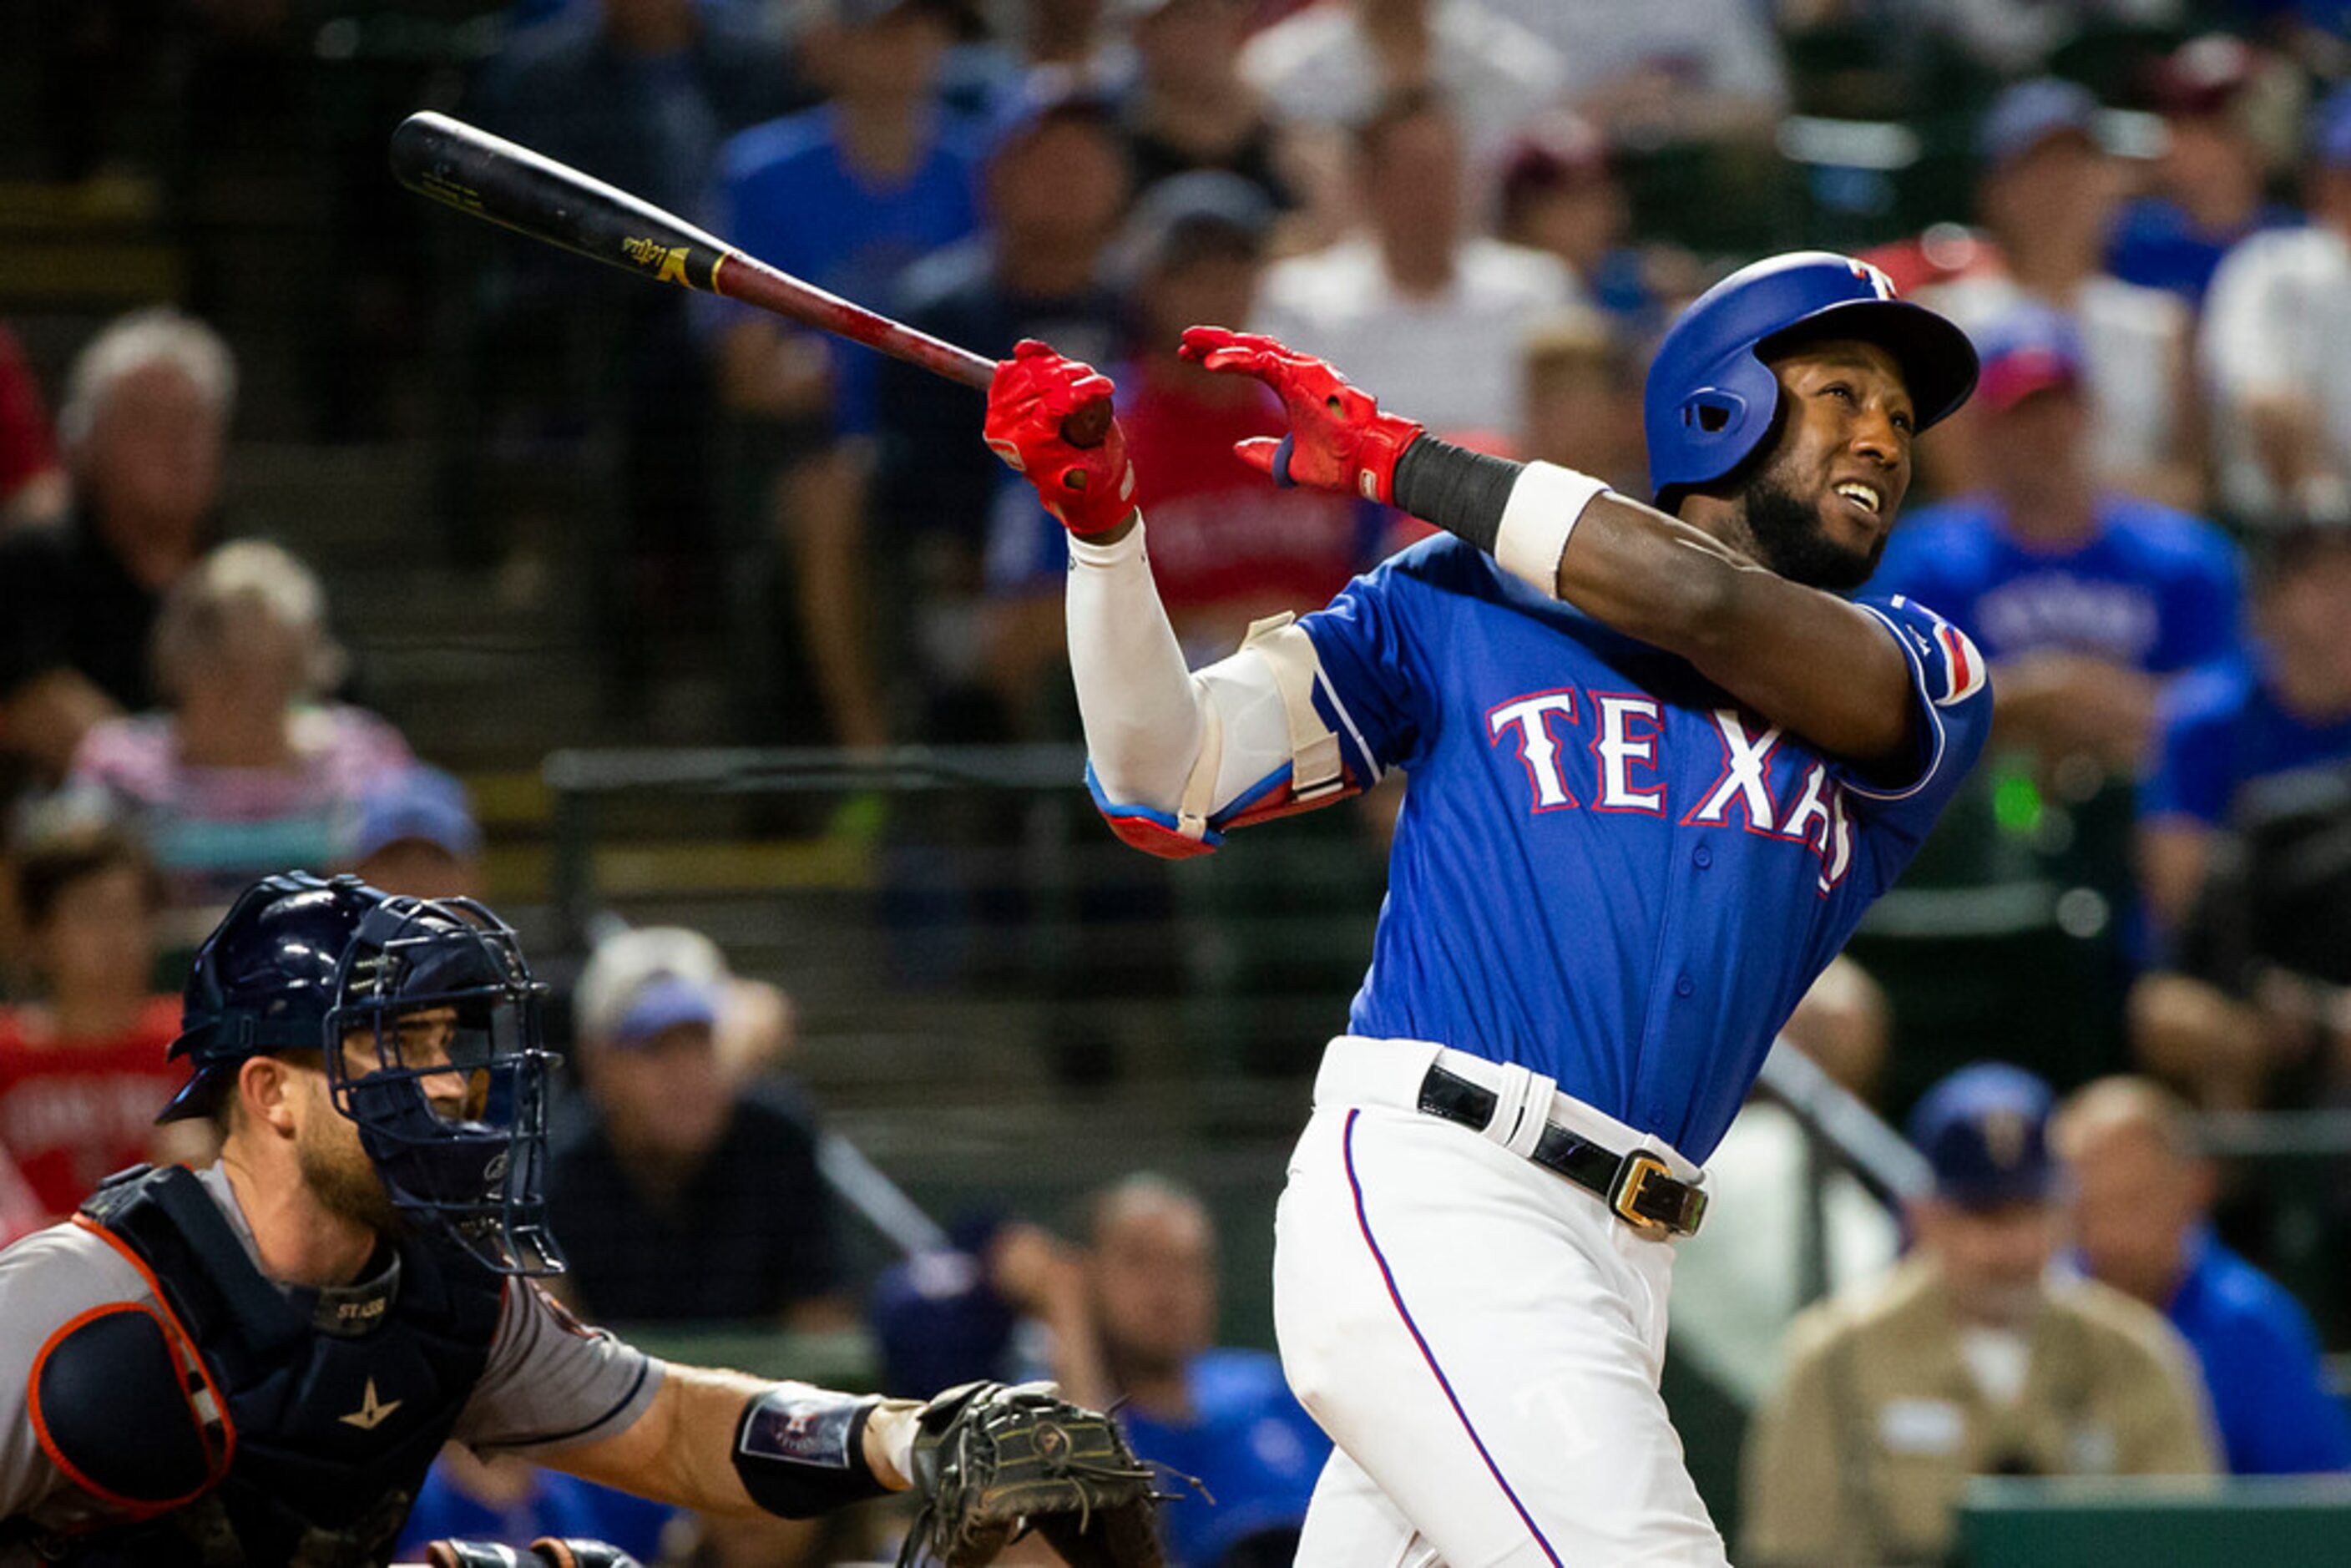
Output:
top-left (897, 1381), bottom-right (1166, 1568)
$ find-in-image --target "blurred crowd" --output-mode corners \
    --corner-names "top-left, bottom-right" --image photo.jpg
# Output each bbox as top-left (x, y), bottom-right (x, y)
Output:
top-left (12, 0), bottom-right (2351, 1561)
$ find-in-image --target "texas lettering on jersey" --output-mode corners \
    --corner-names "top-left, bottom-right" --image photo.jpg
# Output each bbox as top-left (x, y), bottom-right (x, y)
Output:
top-left (1485, 695), bottom-right (1859, 893)
top-left (1261, 543), bottom-right (1993, 1159)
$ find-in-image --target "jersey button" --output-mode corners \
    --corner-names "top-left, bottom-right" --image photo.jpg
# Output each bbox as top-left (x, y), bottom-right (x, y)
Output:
top-left (1693, 845), bottom-right (1713, 869)
top-left (1675, 974), bottom-right (1695, 997)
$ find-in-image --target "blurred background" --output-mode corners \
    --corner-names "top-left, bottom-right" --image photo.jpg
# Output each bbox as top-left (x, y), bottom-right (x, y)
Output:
top-left (8, 0), bottom-right (2351, 1562)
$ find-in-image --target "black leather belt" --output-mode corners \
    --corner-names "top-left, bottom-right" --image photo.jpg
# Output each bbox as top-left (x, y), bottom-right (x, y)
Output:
top-left (1417, 1064), bottom-right (1709, 1237)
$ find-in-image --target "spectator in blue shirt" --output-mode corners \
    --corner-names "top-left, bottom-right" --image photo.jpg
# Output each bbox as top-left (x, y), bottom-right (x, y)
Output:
top-left (1054, 1176), bottom-right (1328, 1568)
top-left (2131, 525), bottom-right (2351, 1106)
top-left (709, 0), bottom-right (978, 440)
top-left (2139, 525), bottom-right (2351, 930)
top-left (705, 0), bottom-right (978, 749)
top-left (1874, 302), bottom-right (2244, 783)
top-left (2055, 1075), bottom-right (2351, 1474)
top-left (2108, 34), bottom-right (2303, 308)
top-left (395, 1448), bottom-right (676, 1563)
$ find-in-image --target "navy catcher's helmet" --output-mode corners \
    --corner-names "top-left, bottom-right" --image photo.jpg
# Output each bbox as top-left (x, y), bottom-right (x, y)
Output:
top-left (163, 872), bottom-right (564, 1276)
top-left (1644, 250), bottom-right (1979, 508)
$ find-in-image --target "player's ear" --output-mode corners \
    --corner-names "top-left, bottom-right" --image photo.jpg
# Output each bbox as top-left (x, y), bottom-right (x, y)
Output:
top-left (236, 1055), bottom-right (302, 1139)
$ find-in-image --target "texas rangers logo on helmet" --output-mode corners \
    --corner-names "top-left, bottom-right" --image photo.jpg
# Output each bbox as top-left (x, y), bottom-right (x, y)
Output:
top-left (1848, 259), bottom-right (1897, 300)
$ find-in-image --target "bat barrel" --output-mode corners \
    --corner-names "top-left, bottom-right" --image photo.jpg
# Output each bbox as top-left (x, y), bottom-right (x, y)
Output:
top-left (391, 111), bottom-right (737, 292)
top-left (389, 113), bottom-right (1085, 417)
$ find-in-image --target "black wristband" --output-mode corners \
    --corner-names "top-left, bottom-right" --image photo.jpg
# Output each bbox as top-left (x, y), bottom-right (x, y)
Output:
top-left (732, 1387), bottom-right (891, 1519)
top-left (1390, 436), bottom-right (1525, 555)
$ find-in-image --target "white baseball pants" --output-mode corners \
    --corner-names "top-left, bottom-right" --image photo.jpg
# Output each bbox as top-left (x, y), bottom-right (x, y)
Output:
top-left (1273, 1037), bottom-right (1732, 1568)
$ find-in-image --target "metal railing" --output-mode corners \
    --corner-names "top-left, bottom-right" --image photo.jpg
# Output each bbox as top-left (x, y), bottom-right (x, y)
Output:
top-left (538, 741), bottom-right (2351, 1353)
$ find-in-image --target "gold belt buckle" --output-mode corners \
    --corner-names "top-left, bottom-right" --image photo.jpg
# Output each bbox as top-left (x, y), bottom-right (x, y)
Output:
top-left (1608, 1151), bottom-right (1680, 1237)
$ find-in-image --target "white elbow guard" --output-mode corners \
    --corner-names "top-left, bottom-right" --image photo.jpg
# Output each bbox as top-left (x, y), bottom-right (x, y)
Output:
top-left (1236, 612), bottom-right (1347, 805)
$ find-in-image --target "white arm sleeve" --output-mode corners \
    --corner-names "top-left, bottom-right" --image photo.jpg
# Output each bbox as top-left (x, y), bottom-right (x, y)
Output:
top-left (1065, 522), bottom-right (1327, 839)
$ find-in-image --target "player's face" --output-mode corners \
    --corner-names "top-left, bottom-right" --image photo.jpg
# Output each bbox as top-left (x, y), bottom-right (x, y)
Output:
top-left (338, 1005), bottom-right (484, 1124)
top-left (1741, 339), bottom-right (1916, 591)
top-left (1916, 1196), bottom-right (2060, 1328)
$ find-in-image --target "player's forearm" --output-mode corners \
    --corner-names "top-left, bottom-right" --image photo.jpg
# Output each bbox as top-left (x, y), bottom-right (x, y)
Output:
top-left (1395, 442), bottom-right (1915, 766)
top-left (552, 1366), bottom-right (915, 1518)
top-left (1066, 515), bottom-right (1208, 811)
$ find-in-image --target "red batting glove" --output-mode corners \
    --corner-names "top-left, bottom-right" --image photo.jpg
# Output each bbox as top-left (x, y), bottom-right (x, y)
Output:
top-left (983, 340), bottom-right (1137, 538)
top-left (1178, 326), bottom-right (1424, 504)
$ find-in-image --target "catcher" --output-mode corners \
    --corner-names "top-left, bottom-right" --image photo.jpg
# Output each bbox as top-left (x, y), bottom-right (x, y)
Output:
top-left (0, 873), bottom-right (1160, 1568)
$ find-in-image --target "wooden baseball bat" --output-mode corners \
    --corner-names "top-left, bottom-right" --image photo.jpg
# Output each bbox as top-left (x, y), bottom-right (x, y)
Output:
top-left (388, 111), bottom-right (1110, 445)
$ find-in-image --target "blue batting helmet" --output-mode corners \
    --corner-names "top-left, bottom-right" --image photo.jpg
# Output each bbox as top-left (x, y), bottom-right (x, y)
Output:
top-left (1644, 250), bottom-right (1979, 507)
top-left (163, 872), bottom-right (564, 1276)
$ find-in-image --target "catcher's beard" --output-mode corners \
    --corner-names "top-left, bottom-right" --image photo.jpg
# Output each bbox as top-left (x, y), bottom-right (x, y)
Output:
top-left (296, 1104), bottom-right (406, 1236)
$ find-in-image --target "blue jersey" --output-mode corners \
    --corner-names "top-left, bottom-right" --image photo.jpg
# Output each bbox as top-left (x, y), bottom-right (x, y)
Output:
top-left (1872, 493), bottom-right (2243, 676)
top-left (2143, 655), bottom-right (2351, 827)
top-left (1289, 538), bottom-right (1991, 1162)
top-left (2156, 1232), bottom-right (2351, 1475)
top-left (1120, 1350), bottom-right (1329, 1568)
top-left (707, 106), bottom-right (980, 434)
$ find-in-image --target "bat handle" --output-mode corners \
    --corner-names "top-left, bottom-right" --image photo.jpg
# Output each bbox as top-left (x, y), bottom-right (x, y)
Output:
top-left (1060, 398), bottom-right (1113, 449)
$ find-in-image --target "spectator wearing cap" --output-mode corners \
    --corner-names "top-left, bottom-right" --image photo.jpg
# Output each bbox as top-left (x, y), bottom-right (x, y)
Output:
top-left (706, 0), bottom-right (978, 750)
top-left (2202, 83), bottom-right (2351, 529)
top-left (347, 764), bottom-right (486, 901)
top-left (65, 539), bottom-right (416, 926)
top-left (1742, 1064), bottom-right (2215, 1568)
top-left (1113, 0), bottom-right (1293, 217)
top-left (1874, 304), bottom-right (2242, 788)
top-left (546, 925), bottom-right (844, 1328)
top-left (1494, 113), bottom-right (1676, 333)
top-left (873, 74), bottom-right (1131, 740)
top-left (0, 817), bottom-right (201, 1231)
top-left (1251, 91), bottom-right (1578, 445)
top-left (2109, 34), bottom-right (2303, 308)
top-left (1925, 78), bottom-right (2203, 510)
top-left (987, 171), bottom-right (1378, 682)
top-left (0, 309), bottom-right (232, 781)
top-left (2053, 1075), bottom-right (2351, 1474)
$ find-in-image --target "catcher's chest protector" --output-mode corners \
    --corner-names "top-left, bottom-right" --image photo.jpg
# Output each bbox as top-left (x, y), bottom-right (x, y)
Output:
top-left (54, 1166), bottom-right (503, 1567)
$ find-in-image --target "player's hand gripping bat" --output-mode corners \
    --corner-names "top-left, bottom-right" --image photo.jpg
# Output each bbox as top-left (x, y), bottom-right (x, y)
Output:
top-left (387, 111), bottom-right (1110, 448)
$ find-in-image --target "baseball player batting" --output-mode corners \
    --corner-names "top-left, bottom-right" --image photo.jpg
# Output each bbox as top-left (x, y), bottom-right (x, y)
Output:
top-left (983, 250), bottom-right (1991, 1565)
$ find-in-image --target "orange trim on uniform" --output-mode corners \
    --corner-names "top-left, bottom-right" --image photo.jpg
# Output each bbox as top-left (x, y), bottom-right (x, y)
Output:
top-left (28, 1303), bottom-right (215, 1518)
top-left (70, 1214), bottom-right (239, 1477)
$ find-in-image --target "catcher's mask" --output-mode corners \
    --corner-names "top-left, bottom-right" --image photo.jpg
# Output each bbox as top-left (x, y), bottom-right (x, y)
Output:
top-left (168, 872), bottom-right (565, 1276)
